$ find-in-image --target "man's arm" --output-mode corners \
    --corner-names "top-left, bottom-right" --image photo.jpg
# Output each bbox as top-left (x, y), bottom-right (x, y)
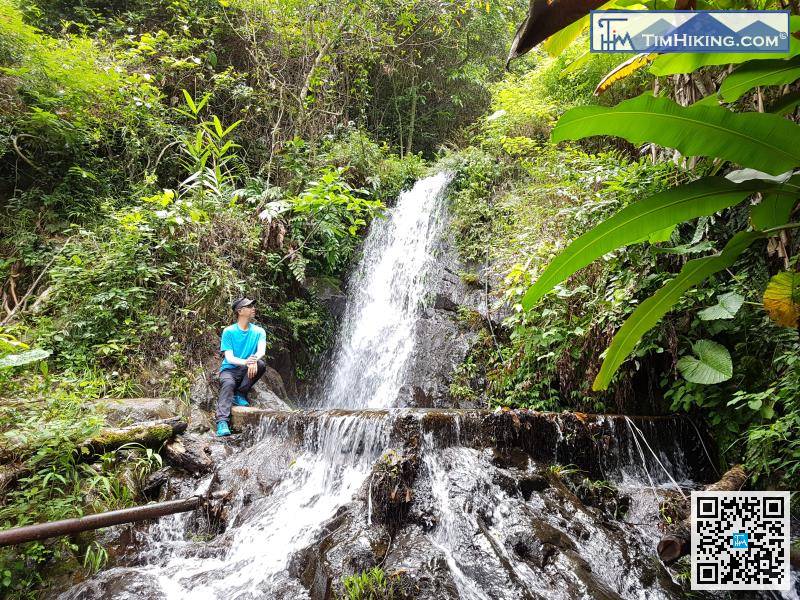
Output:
top-left (248, 339), bottom-right (266, 362)
top-left (245, 330), bottom-right (267, 378)
top-left (224, 350), bottom-right (249, 366)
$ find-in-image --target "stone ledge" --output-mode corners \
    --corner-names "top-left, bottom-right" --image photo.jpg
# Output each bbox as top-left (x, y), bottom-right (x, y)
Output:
top-left (229, 407), bottom-right (715, 483)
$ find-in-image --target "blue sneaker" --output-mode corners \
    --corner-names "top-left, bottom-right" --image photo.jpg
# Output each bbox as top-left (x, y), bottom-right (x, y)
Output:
top-left (233, 394), bottom-right (250, 407)
top-left (216, 421), bottom-right (231, 437)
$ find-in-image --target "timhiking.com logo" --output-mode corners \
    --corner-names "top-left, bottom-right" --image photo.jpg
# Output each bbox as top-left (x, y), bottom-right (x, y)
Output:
top-left (590, 11), bottom-right (790, 53)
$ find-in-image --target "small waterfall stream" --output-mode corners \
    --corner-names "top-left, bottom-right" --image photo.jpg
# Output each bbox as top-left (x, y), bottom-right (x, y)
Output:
top-left (61, 174), bottom-right (719, 600)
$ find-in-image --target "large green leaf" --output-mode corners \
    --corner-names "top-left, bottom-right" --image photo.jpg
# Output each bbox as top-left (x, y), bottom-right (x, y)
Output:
top-left (521, 177), bottom-right (788, 310)
top-left (718, 56), bottom-right (800, 102)
top-left (650, 16), bottom-right (800, 75)
top-left (0, 348), bottom-right (52, 369)
top-left (543, 17), bottom-right (589, 57)
top-left (697, 292), bottom-right (744, 321)
top-left (677, 340), bottom-right (733, 384)
top-left (593, 231), bottom-right (763, 390)
top-left (551, 94), bottom-right (800, 176)
top-left (751, 192), bottom-right (799, 229)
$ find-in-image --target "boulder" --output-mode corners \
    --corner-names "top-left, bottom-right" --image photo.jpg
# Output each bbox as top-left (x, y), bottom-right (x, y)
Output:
top-left (256, 365), bottom-right (290, 401)
top-left (188, 404), bottom-right (213, 434)
top-left (99, 398), bottom-right (177, 427)
top-left (163, 434), bottom-right (214, 474)
top-left (190, 368), bottom-right (217, 412)
top-left (250, 386), bottom-right (293, 411)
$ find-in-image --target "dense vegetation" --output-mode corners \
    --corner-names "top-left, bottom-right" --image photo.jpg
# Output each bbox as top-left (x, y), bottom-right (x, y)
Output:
top-left (1, 0), bottom-right (799, 596)
top-left (444, 17), bottom-right (800, 497)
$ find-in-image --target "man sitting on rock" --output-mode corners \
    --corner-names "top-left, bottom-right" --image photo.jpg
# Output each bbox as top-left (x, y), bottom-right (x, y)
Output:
top-left (215, 297), bottom-right (267, 437)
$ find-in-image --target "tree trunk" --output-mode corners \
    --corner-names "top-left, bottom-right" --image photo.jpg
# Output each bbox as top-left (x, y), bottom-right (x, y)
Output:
top-left (0, 490), bottom-right (229, 547)
top-left (79, 417), bottom-right (187, 458)
top-left (406, 83), bottom-right (417, 156)
top-left (656, 464), bottom-right (747, 565)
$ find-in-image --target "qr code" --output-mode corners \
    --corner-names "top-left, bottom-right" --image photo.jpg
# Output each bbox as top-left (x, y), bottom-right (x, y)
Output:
top-left (691, 491), bottom-right (789, 590)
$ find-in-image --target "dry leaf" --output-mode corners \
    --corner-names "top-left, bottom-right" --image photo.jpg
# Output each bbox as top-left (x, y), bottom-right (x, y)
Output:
top-left (763, 272), bottom-right (800, 328)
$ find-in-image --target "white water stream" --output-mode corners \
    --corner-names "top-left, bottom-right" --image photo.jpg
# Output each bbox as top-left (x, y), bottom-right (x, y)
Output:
top-left (319, 171), bottom-right (452, 409)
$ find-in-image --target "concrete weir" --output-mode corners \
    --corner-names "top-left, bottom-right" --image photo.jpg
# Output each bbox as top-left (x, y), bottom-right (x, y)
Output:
top-left (231, 406), bottom-right (715, 484)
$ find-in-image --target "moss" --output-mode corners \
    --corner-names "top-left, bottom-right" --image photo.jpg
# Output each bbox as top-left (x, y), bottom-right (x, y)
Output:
top-left (88, 423), bottom-right (176, 452)
top-left (458, 271), bottom-right (480, 287)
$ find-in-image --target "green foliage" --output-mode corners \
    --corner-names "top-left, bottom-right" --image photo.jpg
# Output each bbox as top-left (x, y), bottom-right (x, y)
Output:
top-left (520, 177), bottom-right (786, 310)
top-left (697, 292), bottom-right (744, 321)
top-left (676, 339), bottom-right (733, 385)
top-left (285, 168), bottom-right (384, 280)
top-left (0, 348), bottom-right (51, 369)
top-left (551, 93), bottom-right (800, 176)
top-left (446, 16), bottom-right (800, 495)
top-left (593, 231), bottom-right (763, 390)
top-left (445, 142), bottom-right (678, 410)
top-left (0, 376), bottom-right (162, 597)
top-left (320, 129), bottom-right (426, 204)
top-left (339, 567), bottom-right (397, 600)
top-left (717, 56), bottom-right (800, 102)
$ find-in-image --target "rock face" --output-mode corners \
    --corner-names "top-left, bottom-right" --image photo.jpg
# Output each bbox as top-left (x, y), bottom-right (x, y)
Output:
top-left (261, 408), bottom-right (702, 600)
top-left (399, 228), bottom-right (485, 409)
top-left (163, 434), bottom-right (214, 474)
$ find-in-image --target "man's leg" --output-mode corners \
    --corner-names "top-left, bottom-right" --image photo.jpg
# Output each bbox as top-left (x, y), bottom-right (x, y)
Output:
top-left (235, 359), bottom-right (266, 397)
top-left (216, 369), bottom-right (240, 424)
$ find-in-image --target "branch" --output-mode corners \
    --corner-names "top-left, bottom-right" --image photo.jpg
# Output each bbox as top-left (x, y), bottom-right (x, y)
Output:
top-left (1, 236), bottom-right (73, 326)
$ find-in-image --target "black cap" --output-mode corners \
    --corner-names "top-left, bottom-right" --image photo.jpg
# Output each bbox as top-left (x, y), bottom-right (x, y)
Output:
top-left (232, 297), bottom-right (255, 312)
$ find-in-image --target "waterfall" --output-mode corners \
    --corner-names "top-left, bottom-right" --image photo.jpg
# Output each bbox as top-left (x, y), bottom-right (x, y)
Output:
top-left (60, 173), bottom-right (709, 600)
top-left (318, 172), bottom-right (452, 409)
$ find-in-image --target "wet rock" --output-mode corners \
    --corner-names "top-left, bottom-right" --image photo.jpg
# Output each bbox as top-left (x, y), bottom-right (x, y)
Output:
top-left (563, 549), bottom-right (626, 600)
top-left (250, 385), bottom-right (293, 411)
top-left (531, 520), bottom-right (576, 553)
top-left (518, 474), bottom-right (550, 499)
top-left (55, 568), bottom-right (167, 600)
top-left (289, 504), bottom-right (390, 600)
top-left (490, 446), bottom-right (531, 470)
top-left (141, 467), bottom-right (171, 499)
top-left (163, 434), bottom-right (213, 474)
top-left (433, 291), bottom-right (459, 312)
top-left (381, 526), bottom-right (461, 600)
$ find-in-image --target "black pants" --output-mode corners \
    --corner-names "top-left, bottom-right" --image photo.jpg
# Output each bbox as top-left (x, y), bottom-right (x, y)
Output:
top-left (216, 359), bottom-right (266, 424)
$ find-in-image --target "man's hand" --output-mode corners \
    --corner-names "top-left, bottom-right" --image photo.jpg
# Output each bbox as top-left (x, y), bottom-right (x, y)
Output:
top-left (246, 356), bottom-right (258, 379)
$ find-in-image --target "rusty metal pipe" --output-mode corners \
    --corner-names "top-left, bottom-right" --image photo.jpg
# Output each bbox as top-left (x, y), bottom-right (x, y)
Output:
top-left (0, 492), bottom-right (226, 547)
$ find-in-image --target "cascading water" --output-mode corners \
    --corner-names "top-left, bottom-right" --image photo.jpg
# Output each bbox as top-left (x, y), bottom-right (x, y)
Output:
top-left (318, 171), bottom-right (452, 409)
top-left (61, 173), bottom-right (729, 600)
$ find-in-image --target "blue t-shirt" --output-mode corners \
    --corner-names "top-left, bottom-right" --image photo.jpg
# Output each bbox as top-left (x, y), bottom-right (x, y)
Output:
top-left (219, 323), bottom-right (267, 371)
